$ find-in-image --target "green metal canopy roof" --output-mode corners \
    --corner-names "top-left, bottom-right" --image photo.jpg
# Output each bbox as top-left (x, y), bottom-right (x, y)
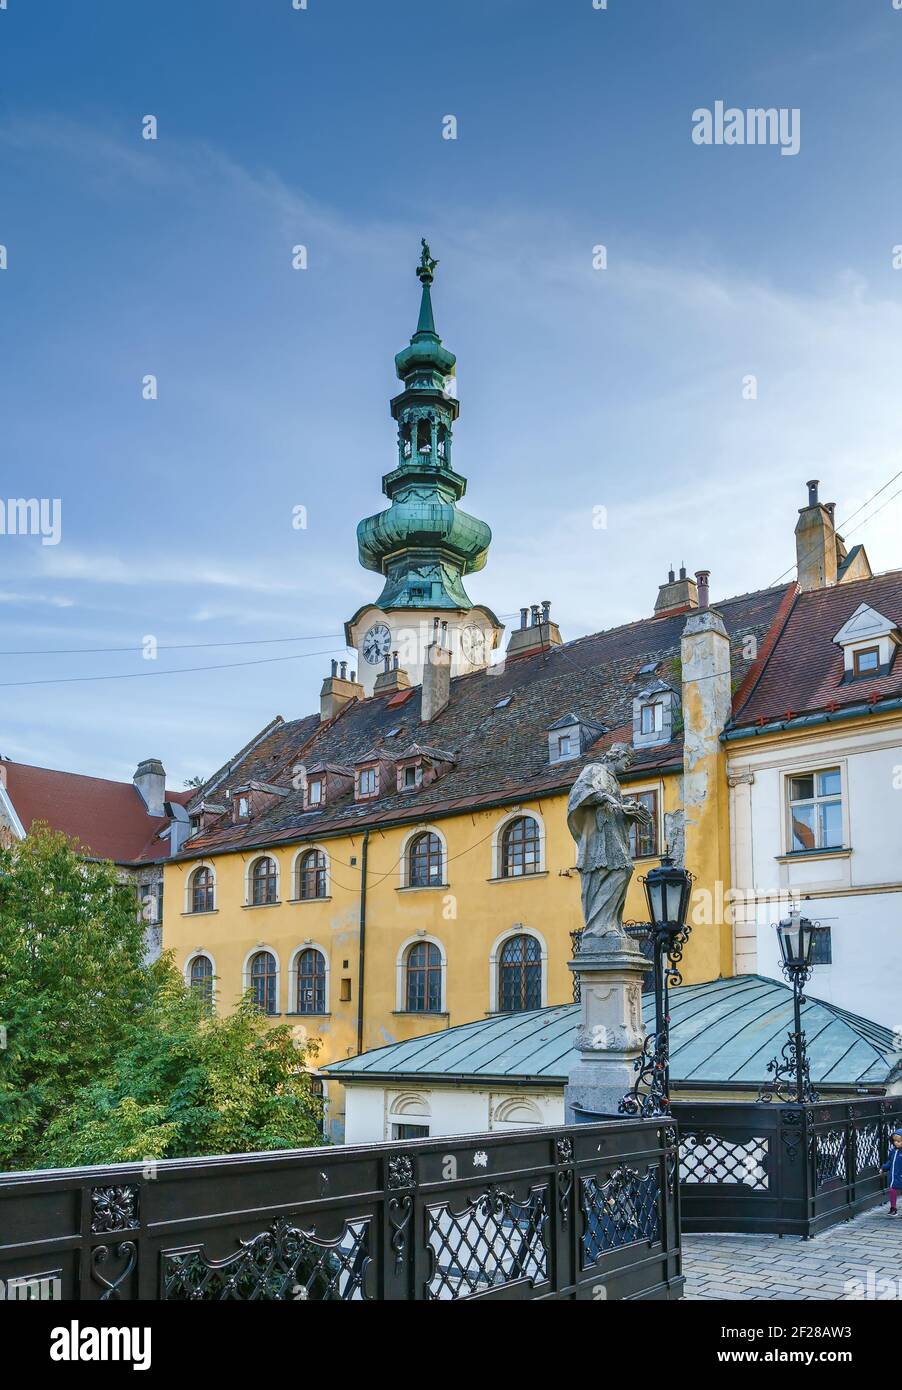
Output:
top-left (324, 975), bottom-right (902, 1091)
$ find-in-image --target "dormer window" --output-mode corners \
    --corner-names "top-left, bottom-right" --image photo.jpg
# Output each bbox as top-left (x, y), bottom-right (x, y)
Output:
top-left (640, 702), bottom-right (663, 736)
top-left (547, 713), bottom-right (606, 765)
top-left (632, 681), bottom-right (678, 749)
top-left (358, 767), bottom-right (378, 798)
top-left (307, 778), bottom-right (323, 807)
top-left (833, 603), bottom-right (900, 681)
top-left (237, 795), bottom-right (249, 819)
top-left (402, 765), bottom-right (421, 790)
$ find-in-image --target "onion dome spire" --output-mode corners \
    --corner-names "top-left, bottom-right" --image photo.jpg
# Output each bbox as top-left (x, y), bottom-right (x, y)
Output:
top-left (355, 243), bottom-right (492, 611)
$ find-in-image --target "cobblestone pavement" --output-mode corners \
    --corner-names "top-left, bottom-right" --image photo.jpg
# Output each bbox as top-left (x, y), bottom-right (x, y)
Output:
top-left (682, 1203), bottom-right (902, 1299)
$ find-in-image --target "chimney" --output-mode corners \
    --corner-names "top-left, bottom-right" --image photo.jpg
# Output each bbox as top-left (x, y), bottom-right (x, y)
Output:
top-left (374, 652), bottom-right (411, 696)
top-left (505, 601), bottom-right (563, 660)
top-left (695, 570), bottom-right (710, 610)
top-left (320, 664), bottom-right (363, 722)
top-left (795, 478), bottom-right (837, 591)
top-left (421, 639), bottom-right (452, 722)
top-left (654, 568), bottom-right (698, 617)
top-left (134, 758), bottom-right (166, 817)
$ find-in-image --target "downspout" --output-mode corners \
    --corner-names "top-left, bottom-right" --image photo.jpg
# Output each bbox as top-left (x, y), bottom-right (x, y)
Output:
top-left (356, 829), bottom-right (370, 1056)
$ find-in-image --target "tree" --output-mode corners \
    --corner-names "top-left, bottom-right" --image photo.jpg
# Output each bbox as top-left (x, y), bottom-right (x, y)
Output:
top-left (0, 826), bottom-right (323, 1171)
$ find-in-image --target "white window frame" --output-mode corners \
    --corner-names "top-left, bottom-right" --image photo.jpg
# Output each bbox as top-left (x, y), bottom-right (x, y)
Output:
top-left (184, 950), bottom-right (217, 1006)
top-left (184, 862), bottom-right (216, 914)
top-left (290, 844), bottom-right (331, 901)
top-left (488, 927), bottom-right (548, 1012)
top-left (288, 943), bottom-right (330, 1016)
top-left (244, 854), bottom-right (281, 906)
top-left (398, 824), bottom-right (448, 889)
top-left (395, 934), bottom-right (448, 1013)
top-left (782, 761), bottom-right (849, 856)
top-left (491, 809), bottom-right (546, 880)
top-left (242, 944), bottom-right (281, 1013)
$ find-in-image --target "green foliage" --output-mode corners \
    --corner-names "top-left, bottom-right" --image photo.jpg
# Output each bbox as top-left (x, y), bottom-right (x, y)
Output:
top-left (0, 826), bottom-right (323, 1171)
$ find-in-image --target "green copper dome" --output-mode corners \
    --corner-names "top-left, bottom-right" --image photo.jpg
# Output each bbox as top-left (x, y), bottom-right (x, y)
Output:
top-left (356, 242), bottom-right (492, 611)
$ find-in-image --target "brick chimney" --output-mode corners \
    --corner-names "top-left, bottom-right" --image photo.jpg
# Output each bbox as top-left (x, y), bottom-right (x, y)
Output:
top-left (505, 600), bottom-right (562, 660)
top-left (319, 659), bottom-right (363, 723)
top-left (654, 566), bottom-right (698, 617)
top-left (795, 479), bottom-right (837, 591)
top-left (421, 639), bottom-right (451, 723)
top-left (134, 758), bottom-right (166, 816)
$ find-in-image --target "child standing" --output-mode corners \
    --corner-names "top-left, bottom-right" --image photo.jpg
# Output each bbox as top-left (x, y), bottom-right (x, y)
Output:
top-left (881, 1130), bottom-right (902, 1213)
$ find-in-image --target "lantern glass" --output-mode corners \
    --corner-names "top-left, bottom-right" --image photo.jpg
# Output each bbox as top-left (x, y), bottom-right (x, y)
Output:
top-left (645, 876), bottom-right (666, 925)
top-left (643, 856), bottom-right (691, 928)
top-left (776, 914), bottom-right (815, 968)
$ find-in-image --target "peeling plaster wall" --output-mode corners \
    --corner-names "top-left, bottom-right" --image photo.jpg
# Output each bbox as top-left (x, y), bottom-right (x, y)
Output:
top-left (680, 611), bottom-right (734, 983)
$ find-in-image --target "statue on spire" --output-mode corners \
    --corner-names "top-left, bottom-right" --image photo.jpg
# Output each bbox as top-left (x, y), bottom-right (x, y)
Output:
top-left (417, 238), bottom-right (439, 284)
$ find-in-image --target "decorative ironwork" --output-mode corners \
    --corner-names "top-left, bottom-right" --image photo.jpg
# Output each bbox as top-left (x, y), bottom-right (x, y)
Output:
top-left (855, 1123), bottom-right (881, 1176)
top-left (811, 1128), bottom-right (847, 1189)
top-left (679, 1133), bottom-right (769, 1190)
top-left (161, 1214), bottom-right (371, 1300)
top-left (91, 1186), bottom-right (139, 1233)
top-left (620, 914), bottom-right (692, 1118)
top-left (388, 1194), bottom-right (413, 1274)
top-left (581, 1164), bottom-right (660, 1267)
top-left (388, 1154), bottom-right (415, 1190)
top-left (556, 1137), bottom-right (573, 1164)
top-left (570, 930), bottom-right (583, 1001)
top-left (757, 919), bottom-right (819, 1105)
top-left (780, 1110), bottom-right (804, 1162)
top-left (425, 1184), bottom-right (548, 1300)
top-left (91, 1242), bottom-right (137, 1300)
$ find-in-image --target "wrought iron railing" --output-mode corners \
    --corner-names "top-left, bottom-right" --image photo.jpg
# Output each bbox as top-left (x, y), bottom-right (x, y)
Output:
top-left (673, 1096), bottom-right (902, 1238)
top-left (0, 1119), bottom-right (682, 1301)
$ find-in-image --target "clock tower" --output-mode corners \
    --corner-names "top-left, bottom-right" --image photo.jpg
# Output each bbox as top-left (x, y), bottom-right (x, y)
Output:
top-left (345, 243), bottom-right (503, 695)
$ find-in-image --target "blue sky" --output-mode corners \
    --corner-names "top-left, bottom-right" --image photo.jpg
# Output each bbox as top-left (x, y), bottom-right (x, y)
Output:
top-left (1, 0), bottom-right (901, 785)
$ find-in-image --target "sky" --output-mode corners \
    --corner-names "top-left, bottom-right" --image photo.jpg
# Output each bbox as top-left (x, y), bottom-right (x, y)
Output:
top-left (1, 0), bottom-right (901, 786)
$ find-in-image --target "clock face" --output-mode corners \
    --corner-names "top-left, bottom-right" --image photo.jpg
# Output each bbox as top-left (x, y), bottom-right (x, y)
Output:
top-left (362, 622), bottom-right (392, 666)
top-left (461, 625), bottom-right (486, 664)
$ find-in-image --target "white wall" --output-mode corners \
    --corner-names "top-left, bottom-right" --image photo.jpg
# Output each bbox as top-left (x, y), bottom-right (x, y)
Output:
top-left (343, 1083), bottom-right (564, 1145)
top-left (729, 720), bottom-right (902, 1028)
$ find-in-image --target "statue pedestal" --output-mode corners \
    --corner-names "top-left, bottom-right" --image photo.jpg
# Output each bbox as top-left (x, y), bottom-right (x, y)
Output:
top-left (564, 934), bottom-right (649, 1121)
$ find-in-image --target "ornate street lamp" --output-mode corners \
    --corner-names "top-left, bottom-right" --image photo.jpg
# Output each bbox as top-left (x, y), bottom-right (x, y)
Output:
top-left (758, 908), bottom-right (819, 1104)
top-left (620, 853), bottom-right (694, 1119)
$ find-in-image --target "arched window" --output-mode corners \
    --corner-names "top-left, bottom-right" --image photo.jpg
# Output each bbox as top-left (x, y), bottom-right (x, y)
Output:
top-left (189, 954), bottom-right (213, 1005)
top-left (405, 942), bottom-right (442, 1013)
top-left (407, 832), bottom-right (443, 888)
top-left (501, 817), bottom-right (541, 878)
top-left (297, 849), bottom-right (327, 900)
top-left (249, 950), bottom-right (278, 1014)
top-left (251, 856), bottom-right (278, 906)
top-left (296, 948), bottom-right (326, 1014)
top-left (498, 935), bottom-right (542, 1012)
top-left (191, 866), bottom-right (214, 914)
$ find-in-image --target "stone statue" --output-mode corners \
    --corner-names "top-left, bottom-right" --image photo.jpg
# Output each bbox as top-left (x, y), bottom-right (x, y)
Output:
top-left (567, 743), bottom-right (652, 942)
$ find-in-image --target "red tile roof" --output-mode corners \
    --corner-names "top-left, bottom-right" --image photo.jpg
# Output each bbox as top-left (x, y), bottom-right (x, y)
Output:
top-left (732, 570), bottom-right (902, 726)
top-left (2, 760), bottom-right (191, 864)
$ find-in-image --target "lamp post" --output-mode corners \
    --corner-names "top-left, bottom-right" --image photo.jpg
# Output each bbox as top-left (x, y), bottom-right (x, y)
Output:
top-left (758, 909), bottom-right (819, 1104)
top-left (620, 853), bottom-right (693, 1118)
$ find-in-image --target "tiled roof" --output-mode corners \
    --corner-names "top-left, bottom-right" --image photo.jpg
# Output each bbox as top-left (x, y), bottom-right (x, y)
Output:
top-left (732, 570), bottom-right (902, 727)
top-left (2, 760), bottom-right (191, 864)
top-left (179, 586), bottom-right (788, 860)
top-left (324, 975), bottom-right (902, 1090)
